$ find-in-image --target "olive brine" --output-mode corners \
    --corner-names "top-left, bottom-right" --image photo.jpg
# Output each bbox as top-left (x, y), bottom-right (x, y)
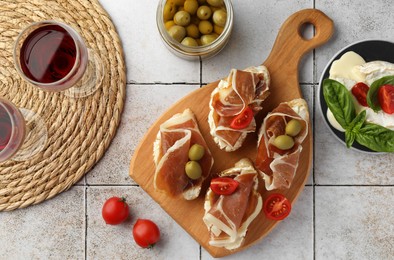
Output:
top-left (164, 0), bottom-right (227, 47)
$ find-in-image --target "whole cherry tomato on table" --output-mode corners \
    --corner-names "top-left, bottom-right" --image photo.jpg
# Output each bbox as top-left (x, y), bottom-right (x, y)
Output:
top-left (378, 84), bottom-right (394, 114)
top-left (263, 193), bottom-right (292, 221)
top-left (102, 197), bottom-right (130, 225)
top-left (133, 219), bottom-right (161, 248)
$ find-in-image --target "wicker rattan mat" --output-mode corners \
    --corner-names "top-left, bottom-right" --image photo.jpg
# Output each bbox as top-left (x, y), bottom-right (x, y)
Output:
top-left (0, 0), bottom-right (126, 211)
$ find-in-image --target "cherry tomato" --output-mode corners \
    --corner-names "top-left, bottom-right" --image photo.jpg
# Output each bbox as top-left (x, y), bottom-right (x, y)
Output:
top-left (210, 177), bottom-right (239, 195)
top-left (263, 193), bottom-right (291, 221)
top-left (230, 107), bottom-right (254, 129)
top-left (102, 197), bottom-right (129, 225)
top-left (378, 84), bottom-right (394, 114)
top-left (351, 82), bottom-right (369, 107)
top-left (133, 219), bottom-right (161, 248)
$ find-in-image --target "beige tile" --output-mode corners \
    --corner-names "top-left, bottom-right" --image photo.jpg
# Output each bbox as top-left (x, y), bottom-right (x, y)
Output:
top-left (86, 84), bottom-right (199, 185)
top-left (315, 187), bottom-right (394, 259)
top-left (0, 186), bottom-right (85, 259)
top-left (201, 187), bottom-right (313, 259)
top-left (86, 186), bottom-right (200, 259)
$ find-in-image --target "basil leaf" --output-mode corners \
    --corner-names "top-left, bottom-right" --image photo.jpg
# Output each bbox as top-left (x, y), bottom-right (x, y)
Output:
top-left (345, 110), bottom-right (366, 148)
top-left (366, 75), bottom-right (394, 112)
top-left (356, 123), bottom-right (394, 152)
top-left (323, 79), bottom-right (356, 128)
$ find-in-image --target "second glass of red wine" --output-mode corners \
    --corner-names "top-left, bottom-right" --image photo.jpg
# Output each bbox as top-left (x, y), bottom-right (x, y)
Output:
top-left (13, 20), bottom-right (104, 98)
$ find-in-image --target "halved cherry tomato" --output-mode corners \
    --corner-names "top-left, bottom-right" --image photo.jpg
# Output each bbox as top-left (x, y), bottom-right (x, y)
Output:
top-left (230, 107), bottom-right (254, 129)
top-left (210, 177), bottom-right (239, 195)
top-left (378, 84), bottom-right (394, 114)
top-left (263, 193), bottom-right (291, 221)
top-left (351, 82), bottom-right (369, 107)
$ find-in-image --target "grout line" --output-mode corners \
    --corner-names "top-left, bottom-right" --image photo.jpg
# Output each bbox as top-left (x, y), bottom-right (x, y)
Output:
top-left (199, 56), bottom-right (203, 88)
top-left (314, 184), bottom-right (394, 187)
top-left (84, 184), bottom-right (140, 187)
top-left (126, 82), bottom-right (317, 86)
top-left (84, 184), bottom-right (88, 260)
top-left (312, 6), bottom-right (316, 258)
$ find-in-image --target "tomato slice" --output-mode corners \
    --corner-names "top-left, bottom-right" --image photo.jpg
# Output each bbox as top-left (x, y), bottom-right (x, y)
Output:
top-left (230, 107), bottom-right (254, 129)
top-left (378, 84), bottom-right (394, 114)
top-left (263, 193), bottom-right (291, 220)
top-left (351, 82), bottom-right (369, 107)
top-left (210, 177), bottom-right (239, 195)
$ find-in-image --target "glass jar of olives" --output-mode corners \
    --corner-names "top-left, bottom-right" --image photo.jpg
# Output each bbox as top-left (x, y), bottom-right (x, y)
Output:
top-left (157, 0), bottom-right (234, 60)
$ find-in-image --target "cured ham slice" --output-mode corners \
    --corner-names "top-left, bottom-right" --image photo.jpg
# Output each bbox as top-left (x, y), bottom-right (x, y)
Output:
top-left (153, 109), bottom-right (214, 200)
top-left (203, 159), bottom-right (262, 250)
top-left (208, 66), bottom-right (270, 152)
top-left (255, 99), bottom-right (309, 190)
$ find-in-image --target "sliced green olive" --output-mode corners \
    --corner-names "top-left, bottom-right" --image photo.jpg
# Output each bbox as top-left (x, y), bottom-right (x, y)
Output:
top-left (174, 11), bottom-right (191, 26)
top-left (285, 119), bottom-right (302, 137)
top-left (197, 5), bottom-right (212, 20)
top-left (272, 135), bottom-right (295, 150)
top-left (168, 25), bottom-right (186, 42)
top-left (207, 0), bottom-right (224, 7)
top-left (188, 144), bottom-right (205, 160)
top-left (200, 34), bottom-right (218, 45)
top-left (212, 9), bottom-right (227, 27)
top-left (198, 20), bottom-right (213, 34)
top-left (185, 161), bottom-right (202, 180)
top-left (184, 0), bottom-right (199, 15)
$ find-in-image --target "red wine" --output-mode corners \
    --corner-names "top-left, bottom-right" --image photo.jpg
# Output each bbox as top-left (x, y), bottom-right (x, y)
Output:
top-left (0, 105), bottom-right (12, 151)
top-left (20, 25), bottom-right (77, 83)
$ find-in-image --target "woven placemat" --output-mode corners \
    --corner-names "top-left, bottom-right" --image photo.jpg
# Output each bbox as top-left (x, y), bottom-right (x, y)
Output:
top-left (0, 0), bottom-right (126, 211)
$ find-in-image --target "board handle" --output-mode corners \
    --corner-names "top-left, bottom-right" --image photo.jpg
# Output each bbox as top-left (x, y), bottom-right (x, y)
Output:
top-left (264, 9), bottom-right (334, 80)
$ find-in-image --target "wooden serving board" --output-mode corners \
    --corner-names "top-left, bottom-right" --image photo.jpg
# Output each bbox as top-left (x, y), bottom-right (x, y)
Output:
top-left (130, 9), bottom-right (334, 258)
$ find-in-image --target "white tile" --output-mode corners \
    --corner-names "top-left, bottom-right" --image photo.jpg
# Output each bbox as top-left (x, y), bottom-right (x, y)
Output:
top-left (0, 186), bottom-right (84, 259)
top-left (315, 187), bottom-right (394, 259)
top-left (201, 187), bottom-right (313, 259)
top-left (99, 0), bottom-right (200, 83)
top-left (301, 84), bottom-right (314, 185)
top-left (315, 0), bottom-right (394, 83)
top-left (86, 84), bottom-right (199, 185)
top-left (86, 186), bottom-right (200, 259)
top-left (202, 0), bottom-right (314, 84)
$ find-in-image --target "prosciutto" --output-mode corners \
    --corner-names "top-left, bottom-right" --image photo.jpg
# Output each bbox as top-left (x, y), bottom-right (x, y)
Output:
top-left (255, 99), bottom-right (309, 190)
top-left (153, 109), bottom-right (214, 200)
top-left (203, 159), bottom-right (262, 250)
top-left (208, 66), bottom-right (270, 152)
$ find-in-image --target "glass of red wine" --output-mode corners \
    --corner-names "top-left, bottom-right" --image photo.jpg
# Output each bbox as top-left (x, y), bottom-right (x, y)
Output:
top-left (13, 20), bottom-right (104, 98)
top-left (0, 97), bottom-right (47, 162)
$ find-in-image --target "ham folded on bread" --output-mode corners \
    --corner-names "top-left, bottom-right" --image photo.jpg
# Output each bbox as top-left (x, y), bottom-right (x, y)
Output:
top-left (255, 99), bottom-right (309, 190)
top-left (203, 158), bottom-right (262, 250)
top-left (208, 66), bottom-right (270, 152)
top-left (153, 109), bottom-right (214, 200)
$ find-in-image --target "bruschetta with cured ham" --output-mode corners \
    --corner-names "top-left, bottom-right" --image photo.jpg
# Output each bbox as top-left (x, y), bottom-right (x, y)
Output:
top-left (208, 66), bottom-right (270, 152)
top-left (255, 99), bottom-right (309, 190)
top-left (203, 158), bottom-right (262, 250)
top-left (153, 109), bottom-right (214, 200)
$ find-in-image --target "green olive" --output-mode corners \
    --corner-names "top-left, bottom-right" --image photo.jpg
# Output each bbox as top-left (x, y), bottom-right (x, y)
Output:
top-left (174, 11), bottom-right (191, 26)
top-left (200, 34), bottom-right (218, 45)
top-left (181, 37), bottom-right (199, 46)
top-left (212, 9), bottom-right (227, 27)
top-left (165, 20), bottom-right (176, 30)
top-left (188, 144), bottom-right (205, 160)
top-left (185, 161), bottom-right (202, 180)
top-left (207, 0), bottom-right (224, 7)
top-left (170, 0), bottom-right (186, 6)
top-left (186, 24), bottom-right (200, 38)
top-left (213, 24), bottom-right (224, 35)
top-left (272, 135), bottom-right (295, 150)
top-left (285, 119), bottom-right (302, 137)
top-left (184, 0), bottom-right (199, 15)
top-left (198, 20), bottom-right (213, 34)
top-left (168, 25), bottom-right (186, 42)
top-left (163, 2), bottom-right (177, 21)
top-left (197, 5), bottom-right (212, 20)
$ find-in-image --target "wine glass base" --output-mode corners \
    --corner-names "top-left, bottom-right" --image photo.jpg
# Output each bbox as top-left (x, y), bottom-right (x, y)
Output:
top-left (12, 108), bottom-right (47, 161)
top-left (64, 49), bottom-right (104, 98)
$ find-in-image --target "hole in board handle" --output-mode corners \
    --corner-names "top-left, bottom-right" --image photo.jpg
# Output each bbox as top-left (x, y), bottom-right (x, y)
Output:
top-left (299, 22), bottom-right (315, 41)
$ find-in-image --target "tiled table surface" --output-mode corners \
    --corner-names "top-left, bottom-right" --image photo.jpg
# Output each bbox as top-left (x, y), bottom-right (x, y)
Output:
top-left (1, 0), bottom-right (393, 259)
